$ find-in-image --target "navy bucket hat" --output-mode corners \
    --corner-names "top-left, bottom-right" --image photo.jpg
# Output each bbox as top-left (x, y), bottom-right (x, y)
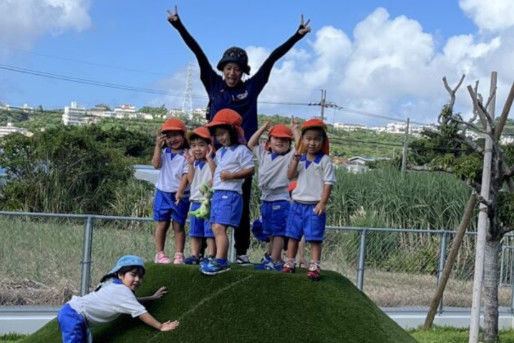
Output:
top-left (217, 47), bottom-right (251, 75)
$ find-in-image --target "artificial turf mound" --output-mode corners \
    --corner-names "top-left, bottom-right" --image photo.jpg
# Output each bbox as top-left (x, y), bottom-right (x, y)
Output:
top-left (21, 264), bottom-right (416, 343)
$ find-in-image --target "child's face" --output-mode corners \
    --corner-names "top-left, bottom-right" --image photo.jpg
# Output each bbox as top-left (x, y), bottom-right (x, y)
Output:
top-left (269, 136), bottom-right (290, 154)
top-left (223, 62), bottom-right (242, 87)
top-left (118, 269), bottom-right (142, 291)
top-left (190, 138), bottom-right (209, 160)
top-left (302, 129), bottom-right (324, 155)
top-left (215, 127), bottom-right (231, 146)
top-left (162, 130), bottom-right (184, 150)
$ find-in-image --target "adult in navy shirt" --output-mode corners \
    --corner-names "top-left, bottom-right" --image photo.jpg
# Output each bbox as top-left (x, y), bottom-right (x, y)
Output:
top-left (167, 6), bottom-right (311, 264)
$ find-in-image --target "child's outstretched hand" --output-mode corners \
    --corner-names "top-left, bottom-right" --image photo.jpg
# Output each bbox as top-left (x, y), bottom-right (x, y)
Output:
top-left (262, 120), bottom-right (271, 132)
top-left (298, 15), bottom-right (311, 35)
top-left (167, 5), bottom-right (179, 23)
top-left (152, 286), bottom-right (167, 300)
top-left (160, 320), bottom-right (180, 332)
top-left (313, 202), bottom-right (326, 215)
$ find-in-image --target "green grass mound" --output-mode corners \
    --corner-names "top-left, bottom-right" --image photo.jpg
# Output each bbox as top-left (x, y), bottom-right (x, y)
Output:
top-left (21, 264), bottom-right (416, 343)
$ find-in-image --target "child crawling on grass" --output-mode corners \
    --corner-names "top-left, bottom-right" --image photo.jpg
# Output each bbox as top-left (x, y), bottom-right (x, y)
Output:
top-left (57, 255), bottom-right (179, 342)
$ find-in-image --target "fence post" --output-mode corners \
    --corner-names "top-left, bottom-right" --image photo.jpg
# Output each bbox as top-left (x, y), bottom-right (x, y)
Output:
top-left (511, 247), bottom-right (514, 313)
top-left (80, 216), bottom-right (95, 296)
top-left (500, 245), bottom-right (505, 286)
top-left (437, 231), bottom-right (447, 313)
top-left (356, 229), bottom-right (367, 291)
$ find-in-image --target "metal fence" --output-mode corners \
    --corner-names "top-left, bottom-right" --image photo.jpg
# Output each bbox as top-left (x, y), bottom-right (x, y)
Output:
top-left (1, 210), bottom-right (513, 312)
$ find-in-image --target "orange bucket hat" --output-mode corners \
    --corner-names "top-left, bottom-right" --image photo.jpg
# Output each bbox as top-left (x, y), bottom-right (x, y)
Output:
top-left (265, 124), bottom-right (293, 151)
top-left (206, 108), bottom-right (246, 144)
top-left (269, 124), bottom-right (293, 139)
top-left (297, 118), bottom-right (329, 155)
top-left (187, 126), bottom-right (211, 142)
top-left (161, 118), bottom-right (187, 133)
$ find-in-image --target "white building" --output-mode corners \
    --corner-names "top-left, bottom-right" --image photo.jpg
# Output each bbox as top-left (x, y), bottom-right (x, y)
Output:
top-left (0, 123), bottom-right (31, 138)
top-left (62, 101), bottom-right (91, 126)
top-left (334, 123), bottom-right (366, 131)
top-left (113, 104), bottom-right (137, 119)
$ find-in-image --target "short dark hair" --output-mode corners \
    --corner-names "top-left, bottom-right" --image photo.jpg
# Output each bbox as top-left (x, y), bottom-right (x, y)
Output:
top-left (189, 134), bottom-right (211, 145)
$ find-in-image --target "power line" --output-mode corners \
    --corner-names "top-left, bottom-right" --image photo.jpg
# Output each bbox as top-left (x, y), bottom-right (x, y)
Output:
top-left (1, 63), bottom-right (438, 126)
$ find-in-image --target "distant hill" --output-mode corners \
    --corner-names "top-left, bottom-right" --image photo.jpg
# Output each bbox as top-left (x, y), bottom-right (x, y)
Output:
top-left (21, 264), bottom-right (415, 343)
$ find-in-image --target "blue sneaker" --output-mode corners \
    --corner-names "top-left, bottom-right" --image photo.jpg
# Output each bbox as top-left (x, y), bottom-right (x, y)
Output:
top-left (254, 254), bottom-right (272, 270)
top-left (270, 260), bottom-right (285, 271)
top-left (184, 255), bottom-right (200, 265)
top-left (200, 255), bottom-right (214, 268)
top-left (201, 258), bottom-right (230, 275)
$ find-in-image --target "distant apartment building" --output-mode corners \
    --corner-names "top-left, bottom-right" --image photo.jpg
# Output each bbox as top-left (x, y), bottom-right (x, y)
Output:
top-left (0, 122), bottom-right (31, 138)
top-left (113, 104), bottom-right (137, 119)
top-left (334, 123), bottom-right (366, 131)
top-left (62, 101), bottom-right (91, 126)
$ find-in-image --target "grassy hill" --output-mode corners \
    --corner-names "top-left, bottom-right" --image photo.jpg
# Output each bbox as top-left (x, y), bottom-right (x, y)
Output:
top-left (21, 264), bottom-right (416, 343)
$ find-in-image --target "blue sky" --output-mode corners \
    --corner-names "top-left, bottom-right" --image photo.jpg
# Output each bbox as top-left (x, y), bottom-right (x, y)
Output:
top-left (0, 0), bottom-right (513, 125)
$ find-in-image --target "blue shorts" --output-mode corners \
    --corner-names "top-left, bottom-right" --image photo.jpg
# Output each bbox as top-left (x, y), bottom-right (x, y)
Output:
top-left (189, 202), bottom-right (214, 238)
top-left (210, 190), bottom-right (243, 228)
top-left (153, 189), bottom-right (190, 225)
top-left (57, 303), bottom-right (90, 343)
top-left (261, 200), bottom-right (290, 237)
top-left (285, 202), bottom-right (326, 242)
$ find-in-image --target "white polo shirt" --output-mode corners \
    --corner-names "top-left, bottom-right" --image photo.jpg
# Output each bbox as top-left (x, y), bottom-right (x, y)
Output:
top-left (155, 148), bottom-right (190, 193)
top-left (189, 160), bottom-right (213, 202)
top-left (253, 144), bottom-right (294, 202)
top-left (213, 145), bottom-right (254, 194)
top-left (68, 279), bottom-right (147, 326)
top-left (292, 153), bottom-right (336, 203)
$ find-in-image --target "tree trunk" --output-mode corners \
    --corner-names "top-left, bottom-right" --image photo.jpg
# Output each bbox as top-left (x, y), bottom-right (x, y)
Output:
top-left (483, 237), bottom-right (500, 342)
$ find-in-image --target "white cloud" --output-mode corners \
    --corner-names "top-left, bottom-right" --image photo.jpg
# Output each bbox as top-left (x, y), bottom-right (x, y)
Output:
top-left (459, 0), bottom-right (514, 32)
top-left (0, 0), bottom-right (91, 53)
top-left (160, 7), bottom-right (513, 125)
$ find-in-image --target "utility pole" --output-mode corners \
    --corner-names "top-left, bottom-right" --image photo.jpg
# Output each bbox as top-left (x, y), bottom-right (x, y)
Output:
top-left (401, 118), bottom-right (410, 173)
top-left (182, 61), bottom-right (194, 121)
top-left (320, 89), bottom-right (326, 121)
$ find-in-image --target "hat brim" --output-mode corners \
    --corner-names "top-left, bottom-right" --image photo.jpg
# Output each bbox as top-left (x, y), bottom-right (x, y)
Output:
top-left (216, 58), bottom-right (251, 75)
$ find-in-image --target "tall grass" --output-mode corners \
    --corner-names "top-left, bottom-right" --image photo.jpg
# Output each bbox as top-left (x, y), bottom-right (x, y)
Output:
top-left (327, 167), bottom-right (474, 230)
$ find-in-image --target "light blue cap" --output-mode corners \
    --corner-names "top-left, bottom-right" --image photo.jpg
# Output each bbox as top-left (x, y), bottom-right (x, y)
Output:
top-left (108, 255), bottom-right (145, 275)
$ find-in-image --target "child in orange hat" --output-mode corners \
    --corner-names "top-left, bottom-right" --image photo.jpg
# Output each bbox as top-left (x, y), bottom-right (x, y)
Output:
top-left (200, 109), bottom-right (255, 275)
top-left (283, 119), bottom-right (336, 281)
top-left (183, 126), bottom-right (216, 265)
top-left (151, 118), bottom-right (190, 264)
top-left (247, 118), bottom-right (299, 271)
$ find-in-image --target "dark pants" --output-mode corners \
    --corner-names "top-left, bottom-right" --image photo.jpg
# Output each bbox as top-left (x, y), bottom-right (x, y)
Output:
top-left (235, 175), bottom-right (252, 255)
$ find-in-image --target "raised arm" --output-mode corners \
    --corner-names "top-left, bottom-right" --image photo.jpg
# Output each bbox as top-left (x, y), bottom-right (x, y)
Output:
top-left (289, 117), bottom-right (300, 146)
top-left (252, 15), bottom-right (311, 92)
top-left (167, 6), bottom-right (216, 89)
top-left (247, 120), bottom-right (271, 148)
top-left (152, 129), bottom-right (164, 169)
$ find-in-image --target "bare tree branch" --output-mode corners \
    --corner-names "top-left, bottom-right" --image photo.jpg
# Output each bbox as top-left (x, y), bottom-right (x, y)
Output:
top-left (443, 75), bottom-right (465, 112)
top-left (468, 85), bottom-right (492, 131)
top-left (493, 81), bottom-right (514, 141)
top-left (454, 135), bottom-right (484, 155)
top-left (407, 164), bottom-right (453, 174)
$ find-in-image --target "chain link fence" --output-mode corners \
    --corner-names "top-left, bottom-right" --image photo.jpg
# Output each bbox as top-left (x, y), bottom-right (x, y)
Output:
top-left (1, 211), bottom-right (513, 312)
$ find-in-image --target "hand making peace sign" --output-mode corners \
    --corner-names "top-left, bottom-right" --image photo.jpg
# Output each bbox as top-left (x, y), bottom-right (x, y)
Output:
top-left (298, 14), bottom-right (311, 35)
